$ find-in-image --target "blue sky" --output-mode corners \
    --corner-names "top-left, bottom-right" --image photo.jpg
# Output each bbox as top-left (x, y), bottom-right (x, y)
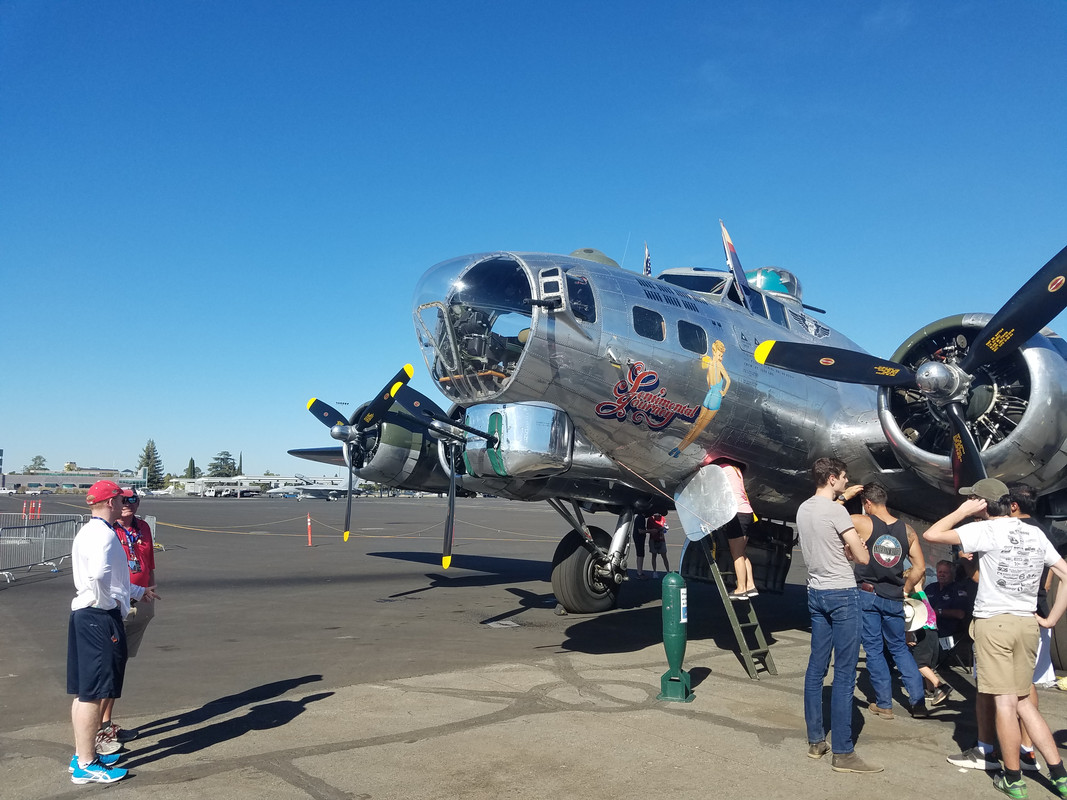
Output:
top-left (1, 1), bottom-right (1065, 478)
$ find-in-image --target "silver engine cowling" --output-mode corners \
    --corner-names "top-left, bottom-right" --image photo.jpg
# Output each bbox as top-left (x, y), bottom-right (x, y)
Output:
top-left (356, 417), bottom-right (450, 492)
top-left (877, 313), bottom-right (1067, 494)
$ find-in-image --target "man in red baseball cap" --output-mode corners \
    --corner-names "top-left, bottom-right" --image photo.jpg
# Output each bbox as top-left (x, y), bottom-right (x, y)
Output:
top-left (66, 480), bottom-right (131, 784)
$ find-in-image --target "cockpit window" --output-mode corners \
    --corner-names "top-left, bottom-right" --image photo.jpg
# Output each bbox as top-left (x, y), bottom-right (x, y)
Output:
top-left (660, 273), bottom-right (728, 296)
top-left (765, 295), bottom-right (789, 327)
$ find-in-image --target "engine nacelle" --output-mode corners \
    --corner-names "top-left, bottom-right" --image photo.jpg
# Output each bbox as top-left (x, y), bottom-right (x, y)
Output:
top-left (356, 417), bottom-right (450, 492)
top-left (877, 314), bottom-right (1067, 494)
top-left (463, 402), bottom-right (574, 479)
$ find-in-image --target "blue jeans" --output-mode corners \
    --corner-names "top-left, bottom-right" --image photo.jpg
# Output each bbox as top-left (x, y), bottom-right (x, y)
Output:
top-left (805, 587), bottom-right (861, 754)
top-left (860, 590), bottom-right (926, 708)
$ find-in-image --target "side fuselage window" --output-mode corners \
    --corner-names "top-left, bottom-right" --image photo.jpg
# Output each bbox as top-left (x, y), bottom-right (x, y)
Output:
top-left (677, 320), bottom-right (708, 354)
top-left (633, 306), bottom-right (665, 341)
top-left (567, 274), bottom-right (596, 323)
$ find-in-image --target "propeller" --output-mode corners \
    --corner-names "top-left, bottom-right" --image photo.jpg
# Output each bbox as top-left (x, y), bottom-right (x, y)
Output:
top-left (388, 383), bottom-right (464, 568)
top-left (306, 365), bottom-right (416, 542)
top-left (958, 244), bottom-right (1067, 374)
top-left (753, 341), bottom-right (917, 387)
top-left (753, 245), bottom-right (1067, 491)
top-left (386, 381), bottom-right (497, 569)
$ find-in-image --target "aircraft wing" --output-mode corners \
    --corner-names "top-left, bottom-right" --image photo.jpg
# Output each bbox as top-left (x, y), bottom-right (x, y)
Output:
top-left (286, 447), bottom-right (346, 468)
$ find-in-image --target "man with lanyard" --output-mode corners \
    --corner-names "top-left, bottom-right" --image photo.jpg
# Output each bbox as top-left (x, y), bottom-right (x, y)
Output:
top-left (796, 457), bottom-right (880, 774)
top-left (97, 488), bottom-right (159, 750)
top-left (925, 558), bottom-right (973, 655)
top-left (66, 481), bottom-right (135, 783)
top-left (925, 478), bottom-right (1067, 799)
top-left (851, 482), bottom-right (929, 720)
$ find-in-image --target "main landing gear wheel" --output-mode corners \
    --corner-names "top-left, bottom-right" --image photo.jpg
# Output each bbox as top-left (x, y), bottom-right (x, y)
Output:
top-left (550, 527), bottom-right (619, 614)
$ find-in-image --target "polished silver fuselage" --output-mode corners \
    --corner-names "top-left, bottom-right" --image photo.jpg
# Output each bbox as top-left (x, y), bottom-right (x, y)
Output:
top-left (409, 253), bottom-right (955, 520)
top-left (294, 249), bottom-right (1067, 525)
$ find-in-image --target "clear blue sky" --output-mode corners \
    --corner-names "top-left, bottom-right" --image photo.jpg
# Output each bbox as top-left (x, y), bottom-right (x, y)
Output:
top-left (2, 1), bottom-right (1065, 478)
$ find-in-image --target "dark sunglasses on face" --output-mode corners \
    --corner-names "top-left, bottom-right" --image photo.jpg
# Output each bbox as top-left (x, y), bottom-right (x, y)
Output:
top-left (123, 496), bottom-right (140, 505)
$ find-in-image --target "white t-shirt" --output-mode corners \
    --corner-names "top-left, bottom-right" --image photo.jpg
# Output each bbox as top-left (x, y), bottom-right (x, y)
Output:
top-left (957, 516), bottom-right (1060, 618)
top-left (71, 517), bottom-right (132, 617)
top-left (796, 495), bottom-right (857, 590)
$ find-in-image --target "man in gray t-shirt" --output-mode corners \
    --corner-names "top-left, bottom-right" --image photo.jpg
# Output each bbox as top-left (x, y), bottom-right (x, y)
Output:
top-left (798, 457), bottom-right (879, 774)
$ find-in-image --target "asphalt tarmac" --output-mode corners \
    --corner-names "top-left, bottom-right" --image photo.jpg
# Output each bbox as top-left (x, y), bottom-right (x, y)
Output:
top-left (2, 494), bottom-right (1067, 799)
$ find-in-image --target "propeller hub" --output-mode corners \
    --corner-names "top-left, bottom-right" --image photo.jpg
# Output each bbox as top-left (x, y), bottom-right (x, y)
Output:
top-left (914, 361), bottom-right (969, 401)
top-left (330, 424), bottom-right (360, 443)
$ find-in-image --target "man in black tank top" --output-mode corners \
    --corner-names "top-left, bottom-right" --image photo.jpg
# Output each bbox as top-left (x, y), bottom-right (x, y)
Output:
top-left (852, 482), bottom-right (930, 719)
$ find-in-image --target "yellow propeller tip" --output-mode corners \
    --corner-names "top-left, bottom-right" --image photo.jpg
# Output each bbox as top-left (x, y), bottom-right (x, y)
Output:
top-left (343, 531), bottom-right (350, 542)
top-left (307, 398), bottom-right (318, 410)
top-left (403, 364), bottom-right (414, 378)
top-left (442, 555), bottom-right (452, 569)
top-left (754, 340), bottom-right (776, 365)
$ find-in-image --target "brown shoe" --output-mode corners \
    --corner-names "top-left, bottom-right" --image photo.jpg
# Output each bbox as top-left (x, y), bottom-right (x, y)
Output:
top-left (807, 740), bottom-right (830, 759)
top-left (831, 751), bottom-right (884, 773)
top-left (867, 702), bottom-right (894, 719)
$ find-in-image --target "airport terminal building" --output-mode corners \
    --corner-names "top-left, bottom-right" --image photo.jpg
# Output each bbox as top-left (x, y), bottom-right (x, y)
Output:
top-left (0, 466), bottom-right (148, 494)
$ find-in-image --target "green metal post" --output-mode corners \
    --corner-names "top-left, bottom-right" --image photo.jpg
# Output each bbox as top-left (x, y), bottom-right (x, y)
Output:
top-left (658, 572), bottom-right (694, 702)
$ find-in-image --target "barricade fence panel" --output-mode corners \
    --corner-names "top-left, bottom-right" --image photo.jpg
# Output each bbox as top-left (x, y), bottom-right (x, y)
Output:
top-left (0, 516), bottom-right (83, 581)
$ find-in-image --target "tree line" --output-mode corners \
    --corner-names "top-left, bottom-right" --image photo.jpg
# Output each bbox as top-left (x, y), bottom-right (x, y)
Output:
top-left (19, 443), bottom-right (257, 490)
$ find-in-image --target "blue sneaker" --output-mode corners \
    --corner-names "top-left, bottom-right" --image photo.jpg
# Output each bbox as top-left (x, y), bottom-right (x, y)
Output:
top-left (70, 758), bottom-right (127, 785)
top-left (69, 752), bottom-right (121, 772)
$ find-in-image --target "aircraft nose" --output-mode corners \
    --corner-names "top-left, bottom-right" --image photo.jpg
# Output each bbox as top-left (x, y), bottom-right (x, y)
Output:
top-left (412, 253), bottom-right (536, 403)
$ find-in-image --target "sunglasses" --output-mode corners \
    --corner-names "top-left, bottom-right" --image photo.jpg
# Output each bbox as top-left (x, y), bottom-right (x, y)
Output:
top-left (123, 496), bottom-right (140, 505)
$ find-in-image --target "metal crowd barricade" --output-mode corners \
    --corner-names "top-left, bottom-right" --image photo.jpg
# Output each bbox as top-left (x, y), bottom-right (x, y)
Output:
top-left (0, 515), bottom-right (84, 583)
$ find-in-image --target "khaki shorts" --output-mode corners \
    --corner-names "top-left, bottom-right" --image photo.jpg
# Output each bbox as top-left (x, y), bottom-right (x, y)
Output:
top-left (972, 615), bottom-right (1038, 696)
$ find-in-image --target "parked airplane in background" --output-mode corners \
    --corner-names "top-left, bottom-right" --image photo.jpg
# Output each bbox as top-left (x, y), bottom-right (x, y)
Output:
top-left (292, 222), bottom-right (1067, 613)
top-left (266, 476), bottom-right (352, 501)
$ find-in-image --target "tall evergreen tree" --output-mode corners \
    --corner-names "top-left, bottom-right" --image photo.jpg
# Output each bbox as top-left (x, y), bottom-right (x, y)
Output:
top-left (237, 452), bottom-right (243, 475)
top-left (183, 457), bottom-right (197, 479)
top-left (207, 451), bottom-right (237, 477)
top-left (137, 439), bottom-right (165, 490)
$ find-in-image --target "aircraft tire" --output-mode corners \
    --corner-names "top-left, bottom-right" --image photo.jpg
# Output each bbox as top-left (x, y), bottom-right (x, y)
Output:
top-left (550, 527), bottom-right (619, 614)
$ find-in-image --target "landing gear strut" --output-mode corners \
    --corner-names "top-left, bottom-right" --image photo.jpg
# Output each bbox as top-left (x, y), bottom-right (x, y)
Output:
top-left (547, 499), bottom-right (634, 613)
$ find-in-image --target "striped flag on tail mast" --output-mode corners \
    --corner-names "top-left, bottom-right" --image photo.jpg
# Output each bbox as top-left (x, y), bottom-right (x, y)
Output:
top-left (720, 220), bottom-right (758, 311)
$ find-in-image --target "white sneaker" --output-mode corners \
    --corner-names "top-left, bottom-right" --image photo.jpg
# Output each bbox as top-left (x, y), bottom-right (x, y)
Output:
top-left (946, 746), bottom-right (999, 770)
top-left (94, 727), bottom-right (122, 755)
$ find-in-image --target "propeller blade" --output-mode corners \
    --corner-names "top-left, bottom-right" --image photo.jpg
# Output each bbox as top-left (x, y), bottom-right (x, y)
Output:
top-left (754, 340), bottom-right (917, 387)
top-left (343, 444), bottom-right (355, 543)
top-left (390, 383), bottom-right (448, 424)
top-left (442, 443), bottom-right (457, 569)
top-left (352, 364), bottom-right (415, 430)
top-left (960, 244), bottom-right (1067, 373)
top-left (944, 401), bottom-right (987, 491)
top-left (307, 398), bottom-right (348, 428)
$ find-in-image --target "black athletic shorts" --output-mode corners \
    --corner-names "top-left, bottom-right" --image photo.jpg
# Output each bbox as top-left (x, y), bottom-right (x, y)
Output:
top-left (724, 512), bottom-right (752, 540)
top-left (632, 531), bottom-right (646, 558)
top-left (910, 626), bottom-right (940, 670)
top-left (67, 607), bottom-right (127, 701)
